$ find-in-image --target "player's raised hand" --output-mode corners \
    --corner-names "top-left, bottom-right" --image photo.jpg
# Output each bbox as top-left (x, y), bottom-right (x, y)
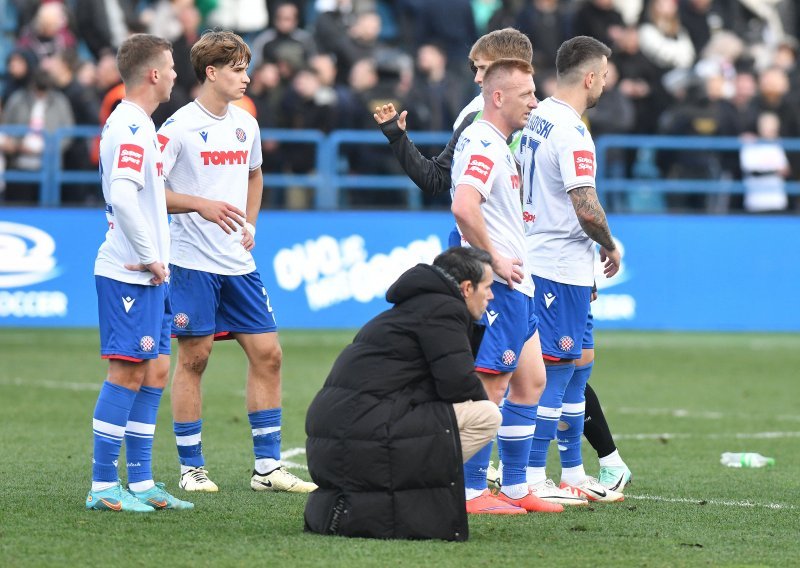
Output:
top-left (493, 255), bottom-right (524, 290)
top-left (373, 103), bottom-right (407, 131)
top-left (600, 246), bottom-right (621, 278)
top-left (125, 261), bottom-right (170, 285)
top-left (195, 199), bottom-right (245, 234)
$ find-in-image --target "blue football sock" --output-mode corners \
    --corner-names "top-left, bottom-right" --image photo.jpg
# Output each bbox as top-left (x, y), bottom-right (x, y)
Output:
top-left (464, 441), bottom-right (493, 491)
top-left (559, 362), bottom-right (592, 468)
top-left (92, 381), bottom-right (137, 483)
top-left (498, 400), bottom-right (537, 487)
top-left (250, 408), bottom-right (281, 473)
top-left (125, 386), bottom-right (162, 485)
top-left (496, 396), bottom-right (505, 464)
top-left (174, 419), bottom-right (204, 468)
top-left (528, 363), bottom-right (575, 468)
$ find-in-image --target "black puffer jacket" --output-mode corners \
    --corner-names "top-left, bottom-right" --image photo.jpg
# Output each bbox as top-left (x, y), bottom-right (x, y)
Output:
top-left (304, 264), bottom-right (487, 541)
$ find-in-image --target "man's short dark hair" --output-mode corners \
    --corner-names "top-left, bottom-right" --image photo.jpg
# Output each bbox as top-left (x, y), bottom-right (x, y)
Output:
top-left (556, 36), bottom-right (611, 81)
top-left (433, 247), bottom-right (492, 288)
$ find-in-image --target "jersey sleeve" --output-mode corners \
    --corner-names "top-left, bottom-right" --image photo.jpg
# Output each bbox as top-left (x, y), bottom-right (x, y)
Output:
top-left (108, 128), bottom-right (147, 189)
top-left (558, 128), bottom-right (596, 192)
top-left (157, 119), bottom-right (182, 180)
top-left (249, 120), bottom-right (263, 170)
top-left (454, 140), bottom-right (500, 201)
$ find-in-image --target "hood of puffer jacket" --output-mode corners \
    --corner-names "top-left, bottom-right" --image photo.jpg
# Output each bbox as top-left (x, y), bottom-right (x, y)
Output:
top-left (385, 263), bottom-right (464, 306)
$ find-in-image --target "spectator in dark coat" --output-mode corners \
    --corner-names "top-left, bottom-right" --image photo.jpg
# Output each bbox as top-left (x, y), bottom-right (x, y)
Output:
top-left (572, 0), bottom-right (625, 49)
top-left (515, 0), bottom-right (572, 72)
top-left (305, 247), bottom-right (501, 541)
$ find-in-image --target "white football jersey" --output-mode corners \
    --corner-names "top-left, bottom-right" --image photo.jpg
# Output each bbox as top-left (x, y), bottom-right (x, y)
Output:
top-left (95, 100), bottom-right (170, 286)
top-left (519, 97), bottom-right (597, 286)
top-left (453, 93), bottom-right (483, 131)
top-left (451, 120), bottom-right (534, 297)
top-left (158, 101), bottom-right (263, 275)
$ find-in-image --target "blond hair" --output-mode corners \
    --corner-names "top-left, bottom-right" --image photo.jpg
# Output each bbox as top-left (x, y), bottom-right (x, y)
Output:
top-left (469, 28), bottom-right (533, 64)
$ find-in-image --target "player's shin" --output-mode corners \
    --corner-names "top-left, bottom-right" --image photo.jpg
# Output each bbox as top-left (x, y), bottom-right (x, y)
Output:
top-left (498, 400), bottom-right (537, 498)
top-left (464, 441), bottom-right (493, 499)
top-left (527, 364), bottom-right (574, 478)
top-left (559, 363), bottom-right (591, 483)
top-left (250, 408), bottom-right (282, 474)
top-left (125, 386), bottom-right (163, 492)
top-left (92, 381), bottom-right (138, 489)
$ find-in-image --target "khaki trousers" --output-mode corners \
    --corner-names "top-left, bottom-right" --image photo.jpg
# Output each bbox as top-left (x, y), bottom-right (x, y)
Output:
top-left (452, 400), bottom-right (502, 463)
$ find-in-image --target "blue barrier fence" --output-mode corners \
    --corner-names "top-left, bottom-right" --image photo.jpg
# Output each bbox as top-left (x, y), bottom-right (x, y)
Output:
top-left (0, 126), bottom-right (452, 208)
top-left (6, 126), bottom-right (798, 208)
top-left (0, 209), bottom-right (798, 331)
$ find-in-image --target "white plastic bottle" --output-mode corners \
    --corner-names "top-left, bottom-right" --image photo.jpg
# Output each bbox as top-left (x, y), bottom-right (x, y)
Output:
top-left (720, 452), bottom-right (775, 468)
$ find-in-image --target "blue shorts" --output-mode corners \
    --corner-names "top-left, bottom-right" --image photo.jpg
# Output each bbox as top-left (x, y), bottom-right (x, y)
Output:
top-left (532, 275), bottom-right (591, 361)
top-left (583, 309), bottom-right (594, 350)
top-left (169, 266), bottom-right (278, 338)
top-left (475, 282), bottom-right (538, 374)
top-left (96, 276), bottom-right (172, 361)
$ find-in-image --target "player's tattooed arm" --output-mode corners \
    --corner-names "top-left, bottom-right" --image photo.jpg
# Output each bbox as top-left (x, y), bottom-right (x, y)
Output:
top-left (569, 186), bottom-right (615, 251)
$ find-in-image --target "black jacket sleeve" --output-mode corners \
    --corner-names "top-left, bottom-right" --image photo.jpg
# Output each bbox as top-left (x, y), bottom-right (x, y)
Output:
top-left (417, 300), bottom-right (488, 403)
top-left (378, 112), bottom-right (478, 197)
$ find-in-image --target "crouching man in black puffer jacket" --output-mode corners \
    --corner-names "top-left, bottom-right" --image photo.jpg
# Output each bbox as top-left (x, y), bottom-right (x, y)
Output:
top-left (304, 247), bottom-right (500, 541)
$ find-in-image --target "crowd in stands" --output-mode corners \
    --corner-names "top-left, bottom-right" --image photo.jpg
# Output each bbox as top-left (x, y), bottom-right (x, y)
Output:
top-left (1, 0), bottom-right (799, 211)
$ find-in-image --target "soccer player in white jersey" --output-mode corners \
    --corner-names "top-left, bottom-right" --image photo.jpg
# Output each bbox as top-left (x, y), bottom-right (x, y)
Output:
top-left (519, 36), bottom-right (625, 503)
top-left (158, 31), bottom-right (316, 494)
top-left (451, 58), bottom-right (563, 515)
top-left (87, 34), bottom-right (193, 512)
top-left (375, 29), bottom-right (632, 494)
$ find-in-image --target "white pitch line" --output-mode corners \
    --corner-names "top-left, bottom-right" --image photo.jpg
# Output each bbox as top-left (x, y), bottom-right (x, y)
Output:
top-left (281, 447), bottom-right (308, 470)
top-left (615, 431), bottom-right (800, 441)
top-left (0, 377), bottom-right (101, 391)
top-left (615, 407), bottom-right (800, 422)
top-left (625, 493), bottom-right (796, 510)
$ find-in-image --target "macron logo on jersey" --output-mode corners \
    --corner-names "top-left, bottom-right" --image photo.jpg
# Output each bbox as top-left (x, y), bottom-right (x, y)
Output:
top-left (200, 131), bottom-right (208, 142)
top-left (118, 144), bottom-right (144, 172)
top-left (573, 150), bottom-right (595, 177)
top-left (128, 125), bottom-right (139, 135)
top-left (200, 150), bottom-right (249, 166)
top-left (465, 155), bottom-right (493, 183)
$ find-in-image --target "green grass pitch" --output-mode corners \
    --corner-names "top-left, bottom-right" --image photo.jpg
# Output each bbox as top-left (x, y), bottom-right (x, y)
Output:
top-left (1, 329), bottom-right (798, 567)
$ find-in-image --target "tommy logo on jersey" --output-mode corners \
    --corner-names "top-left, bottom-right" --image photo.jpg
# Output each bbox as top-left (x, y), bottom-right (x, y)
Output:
top-left (465, 155), bottom-right (493, 183)
top-left (118, 144), bottom-right (144, 172)
top-left (573, 150), bottom-right (595, 177)
top-left (200, 150), bottom-right (249, 165)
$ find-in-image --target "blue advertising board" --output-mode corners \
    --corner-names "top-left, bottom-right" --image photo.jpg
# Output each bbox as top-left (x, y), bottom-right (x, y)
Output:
top-left (0, 209), bottom-right (797, 331)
